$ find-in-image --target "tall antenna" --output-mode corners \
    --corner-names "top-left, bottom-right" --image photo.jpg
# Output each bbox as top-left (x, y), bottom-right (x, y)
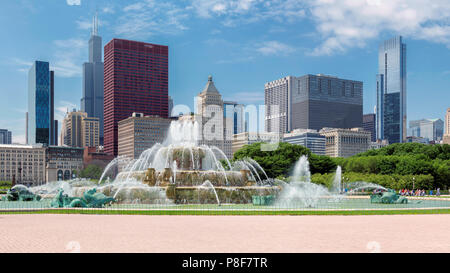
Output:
top-left (92, 11), bottom-right (98, 36)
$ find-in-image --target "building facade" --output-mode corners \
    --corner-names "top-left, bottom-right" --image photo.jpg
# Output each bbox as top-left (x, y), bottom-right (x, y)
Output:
top-left (265, 74), bottom-right (363, 134)
top-left (444, 108), bottom-right (450, 144)
top-left (0, 144), bottom-right (46, 186)
top-left (104, 39), bottom-right (169, 156)
top-left (28, 61), bottom-right (56, 145)
top-left (81, 14), bottom-right (104, 145)
top-left (224, 101), bottom-right (245, 135)
top-left (83, 147), bottom-right (114, 169)
top-left (46, 146), bottom-right (84, 182)
top-left (320, 128), bottom-right (371, 158)
top-left (232, 132), bottom-right (280, 156)
top-left (81, 116), bottom-right (100, 148)
top-left (377, 36), bottom-right (407, 144)
top-left (283, 129), bottom-right (326, 155)
top-left (0, 129), bottom-right (12, 144)
top-left (118, 113), bottom-right (172, 159)
top-left (60, 110), bottom-right (99, 148)
top-left (196, 76), bottom-right (233, 159)
top-left (409, 119), bottom-right (444, 142)
top-left (363, 113), bottom-right (376, 142)
top-left (405, 136), bottom-right (429, 144)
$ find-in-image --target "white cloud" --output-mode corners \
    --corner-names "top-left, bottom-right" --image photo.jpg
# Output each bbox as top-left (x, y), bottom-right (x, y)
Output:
top-left (10, 38), bottom-right (85, 78)
top-left (305, 0), bottom-right (450, 55)
top-left (55, 100), bottom-right (77, 123)
top-left (76, 18), bottom-right (107, 31)
top-left (256, 41), bottom-right (296, 56)
top-left (190, 0), bottom-right (305, 25)
top-left (115, 0), bottom-right (189, 38)
top-left (224, 91), bottom-right (264, 103)
top-left (51, 38), bottom-right (85, 78)
top-left (66, 0), bottom-right (81, 6)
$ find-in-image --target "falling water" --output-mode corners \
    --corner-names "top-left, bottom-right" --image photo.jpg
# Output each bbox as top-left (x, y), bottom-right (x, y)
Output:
top-left (331, 166), bottom-right (342, 194)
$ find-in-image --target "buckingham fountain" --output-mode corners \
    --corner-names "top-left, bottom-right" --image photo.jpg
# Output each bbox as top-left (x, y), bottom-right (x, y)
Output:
top-left (3, 119), bottom-right (443, 210)
top-left (62, 119), bottom-right (281, 206)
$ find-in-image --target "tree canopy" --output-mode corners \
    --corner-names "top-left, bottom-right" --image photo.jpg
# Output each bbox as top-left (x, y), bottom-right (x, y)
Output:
top-left (233, 142), bottom-right (336, 178)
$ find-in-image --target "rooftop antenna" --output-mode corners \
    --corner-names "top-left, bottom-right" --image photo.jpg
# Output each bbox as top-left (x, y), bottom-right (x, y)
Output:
top-left (92, 10), bottom-right (98, 36)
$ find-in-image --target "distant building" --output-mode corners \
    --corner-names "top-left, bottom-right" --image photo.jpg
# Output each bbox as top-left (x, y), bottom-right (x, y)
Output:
top-left (169, 96), bottom-right (174, 117)
top-left (265, 74), bottom-right (363, 134)
top-left (283, 129), bottom-right (326, 155)
top-left (363, 113), bottom-right (376, 142)
top-left (83, 147), bottom-right (114, 169)
top-left (232, 132), bottom-right (280, 156)
top-left (224, 101), bottom-right (245, 135)
top-left (376, 36), bottom-right (407, 144)
top-left (104, 39), bottom-right (169, 156)
top-left (443, 108), bottom-right (450, 144)
top-left (46, 146), bottom-right (84, 182)
top-left (370, 139), bottom-right (389, 150)
top-left (81, 116), bottom-right (100, 148)
top-left (405, 136), bottom-right (429, 144)
top-left (409, 119), bottom-right (444, 142)
top-left (118, 113), bottom-right (172, 159)
top-left (320, 128), bottom-right (371, 158)
top-left (60, 110), bottom-right (100, 148)
top-left (81, 14), bottom-right (104, 145)
top-left (0, 144), bottom-right (46, 186)
top-left (27, 61), bottom-right (57, 145)
top-left (0, 129), bottom-right (12, 144)
top-left (196, 76), bottom-right (233, 158)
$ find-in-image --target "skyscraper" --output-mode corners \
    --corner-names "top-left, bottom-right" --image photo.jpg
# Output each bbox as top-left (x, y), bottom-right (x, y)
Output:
top-left (376, 36), bottom-right (407, 143)
top-left (81, 14), bottom-right (104, 145)
top-left (196, 76), bottom-right (233, 158)
top-left (265, 74), bottom-right (363, 134)
top-left (444, 108), bottom-right (450, 144)
top-left (60, 110), bottom-right (99, 148)
top-left (27, 61), bottom-right (56, 145)
top-left (409, 119), bottom-right (444, 142)
top-left (0, 129), bottom-right (12, 144)
top-left (363, 113), bottom-right (376, 142)
top-left (224, 101), bottom-right (245, 135)
top-left (103, 39), bottom-right (169, 156)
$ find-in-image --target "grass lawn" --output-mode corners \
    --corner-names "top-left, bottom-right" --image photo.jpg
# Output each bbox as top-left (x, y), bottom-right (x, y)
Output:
top-left (1, 208), bottom-right (450, 216)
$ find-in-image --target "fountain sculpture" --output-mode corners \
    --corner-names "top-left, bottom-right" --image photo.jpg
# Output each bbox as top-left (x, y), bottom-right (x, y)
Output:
top-left (51, 188), bottom-right (115, 208)
top-left (1, 185), bottom-right (42, 202)
top-left (370, 189), bottom-right (408, 204)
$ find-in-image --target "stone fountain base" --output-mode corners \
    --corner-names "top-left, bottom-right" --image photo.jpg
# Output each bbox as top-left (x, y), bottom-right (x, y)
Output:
top-left (165, 185), bottom-right (281, 204)
top-left (116, 168), bottom-right (255, 187)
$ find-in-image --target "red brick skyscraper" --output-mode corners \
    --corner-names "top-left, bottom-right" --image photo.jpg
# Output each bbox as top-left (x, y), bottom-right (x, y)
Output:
top-left (104, 39), bottom-right (169, 156)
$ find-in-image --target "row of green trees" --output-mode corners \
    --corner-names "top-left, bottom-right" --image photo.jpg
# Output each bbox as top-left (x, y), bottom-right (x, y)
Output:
top-left (233, 142), bottom-right (450, 190)
top-left (75, 164), bottom-right (104, 180)
top-left (335, 143), bottom-right (450, 189)
top-left (233, 142), bottom-right (336, 179)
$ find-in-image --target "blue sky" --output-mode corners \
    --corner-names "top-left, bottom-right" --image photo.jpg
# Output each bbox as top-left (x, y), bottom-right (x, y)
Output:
top-left (0, 0), bottom-right (449, 143)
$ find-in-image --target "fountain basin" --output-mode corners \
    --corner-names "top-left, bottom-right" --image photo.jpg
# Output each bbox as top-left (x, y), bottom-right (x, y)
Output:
top-left (166, 185), bottom-right (281, 204)
top-left (116, 168), bottom-right (255, 187)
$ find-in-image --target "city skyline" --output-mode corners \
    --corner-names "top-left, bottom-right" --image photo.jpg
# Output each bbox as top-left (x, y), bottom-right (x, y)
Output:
top-left (0, 0), bottom-right (449, 143)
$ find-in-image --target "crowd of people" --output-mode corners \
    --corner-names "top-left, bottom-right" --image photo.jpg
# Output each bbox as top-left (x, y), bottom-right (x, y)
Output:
top-left (398, 188), bottom-right (441, 196)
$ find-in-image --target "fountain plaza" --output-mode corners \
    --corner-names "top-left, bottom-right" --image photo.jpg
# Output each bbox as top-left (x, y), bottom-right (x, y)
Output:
top-left (1, 119), bottom-right (450, 213)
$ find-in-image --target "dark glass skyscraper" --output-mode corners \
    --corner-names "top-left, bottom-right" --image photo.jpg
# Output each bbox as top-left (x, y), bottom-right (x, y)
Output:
top-left (81, 14), bottom-right (104, 145)
top-left (103, 39), bottom-right (169, 156)
top-left (0, 129), bottom-right (12, 144)
top-left (363, 113), bottom-right (376, 142)
top-left (28, 61), bottom-right (56, 145)
top-left (377, 36), bottom-right (407, 143)
top-left (265, 74), bottom-right (363, 134)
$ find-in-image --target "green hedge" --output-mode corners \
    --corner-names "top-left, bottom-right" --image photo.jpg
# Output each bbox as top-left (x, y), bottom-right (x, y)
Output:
top-left (311, 172), bottom-right (435, 190)
top-left (0, 181), bottom-right (12, 187)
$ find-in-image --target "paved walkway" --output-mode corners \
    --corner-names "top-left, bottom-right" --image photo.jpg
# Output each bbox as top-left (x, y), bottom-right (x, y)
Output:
top-left (1, 214), bottom-right (449, 253)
